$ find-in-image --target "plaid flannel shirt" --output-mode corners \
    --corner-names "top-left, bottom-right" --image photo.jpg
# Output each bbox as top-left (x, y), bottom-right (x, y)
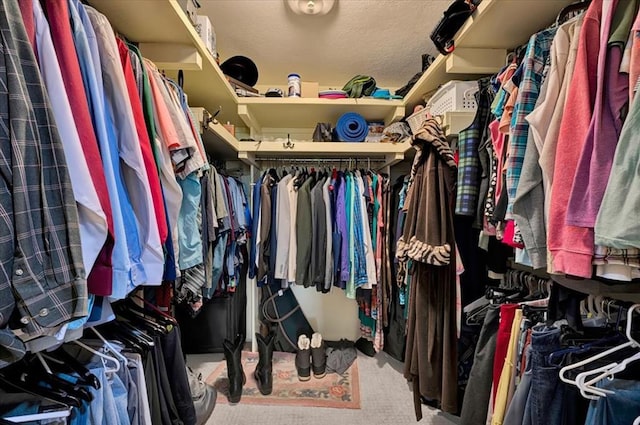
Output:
top-left (0, 0), bottom-right (86, 362)
top-left (455, 77), bottom-right (494, 216)
top-left (506, 26), bottom-right (557, 216)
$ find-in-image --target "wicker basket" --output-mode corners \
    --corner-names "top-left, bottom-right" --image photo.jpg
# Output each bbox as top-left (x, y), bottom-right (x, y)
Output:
top-left (426, 80), bottom-right (479, 116)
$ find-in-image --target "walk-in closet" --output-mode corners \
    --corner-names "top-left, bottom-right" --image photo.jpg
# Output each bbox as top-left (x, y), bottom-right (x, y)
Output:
top-left (0, 0), bottom-right (638, 424)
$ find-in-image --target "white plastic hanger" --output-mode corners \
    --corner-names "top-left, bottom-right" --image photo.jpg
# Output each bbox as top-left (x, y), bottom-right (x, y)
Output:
top-left (73, 340), bottom-right (120, 374)
top-left (559, 304), bottom-right (640, 387)
top-left (519, 280), bottom-right (552, 307)
top-left (575, 304), bottom-right (640, 398)
top-left (89, 327), bottom-right (129, 366)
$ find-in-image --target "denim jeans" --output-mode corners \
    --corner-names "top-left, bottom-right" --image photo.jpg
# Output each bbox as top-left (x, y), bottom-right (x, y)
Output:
top-left (585, 379), bottom-right (640, 425)
top-left (522, 325), bottom-right (562, 425)
top-left (504, 348), bottom-right (532, 425)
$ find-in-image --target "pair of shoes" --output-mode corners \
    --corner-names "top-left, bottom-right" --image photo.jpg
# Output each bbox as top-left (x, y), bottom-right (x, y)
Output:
top-left (223, 331), bottom-right (277, 403)
top-left (295, 333), bottom-right (326, 381)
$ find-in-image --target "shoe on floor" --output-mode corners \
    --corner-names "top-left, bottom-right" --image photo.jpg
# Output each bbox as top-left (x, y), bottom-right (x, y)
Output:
top-left (310, 332), bottom-right (327, 379)
top-left (295, 335), bottom-right (311, 382)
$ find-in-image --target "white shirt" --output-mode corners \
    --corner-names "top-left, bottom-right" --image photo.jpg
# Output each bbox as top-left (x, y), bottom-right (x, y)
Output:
top-left (33, 0), bottom-right (107, 274)
top-left (287, 175), bottom-right (298, 284)
top-left (87, 8), bottom-right (164, 286)
top-left (274, 175), bottom-right (292, 279)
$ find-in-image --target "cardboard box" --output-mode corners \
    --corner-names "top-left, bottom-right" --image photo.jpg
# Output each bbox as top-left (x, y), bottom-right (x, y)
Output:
top-left (177, 0), bottom-right (200, 25)
top-left (301, 81), bottom-right (319, 98)
top-left (195, 14), bottom-right (216, 58)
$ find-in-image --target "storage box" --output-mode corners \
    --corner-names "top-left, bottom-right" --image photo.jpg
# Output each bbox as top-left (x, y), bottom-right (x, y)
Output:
top-left (301, 81), bottom-right (319, 98)
top-left (366, 122), bottom-right (385, 143)
top-left (177, 0), bottom-right (200, 25)
top-left (194, 14), bottom-right (216, 58)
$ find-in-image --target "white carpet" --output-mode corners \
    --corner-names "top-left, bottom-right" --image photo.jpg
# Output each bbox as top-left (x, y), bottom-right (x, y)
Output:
top-left (187, 351), bottom-right (460, 425)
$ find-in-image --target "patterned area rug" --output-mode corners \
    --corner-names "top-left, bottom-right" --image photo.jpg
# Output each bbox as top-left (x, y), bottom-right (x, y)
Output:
top-left (205, 351), bottom-right (360, 409)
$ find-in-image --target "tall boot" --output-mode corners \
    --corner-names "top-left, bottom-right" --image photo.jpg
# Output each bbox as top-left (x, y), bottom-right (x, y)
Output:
top-left (254, 332), bottom-right (276, 395)
top-left (223, 334), bottom-right (245, 403)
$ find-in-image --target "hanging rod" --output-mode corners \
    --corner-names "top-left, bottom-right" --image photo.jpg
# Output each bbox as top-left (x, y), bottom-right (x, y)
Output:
top-left (251, 157), bottom-right (388, 163)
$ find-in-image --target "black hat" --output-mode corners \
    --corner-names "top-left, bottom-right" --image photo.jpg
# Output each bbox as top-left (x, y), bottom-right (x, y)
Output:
top-left (220, 55), bottom-right (258, 87)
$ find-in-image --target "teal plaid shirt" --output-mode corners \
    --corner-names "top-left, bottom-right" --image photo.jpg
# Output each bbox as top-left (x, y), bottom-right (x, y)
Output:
top-left (506, 26), bottom-right (558, 216)
top-left (455, 77), bottom-right (495, 216)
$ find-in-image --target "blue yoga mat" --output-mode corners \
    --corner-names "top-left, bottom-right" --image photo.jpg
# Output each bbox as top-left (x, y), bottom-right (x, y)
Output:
top-left (334, 112), bottom-right (368, 142)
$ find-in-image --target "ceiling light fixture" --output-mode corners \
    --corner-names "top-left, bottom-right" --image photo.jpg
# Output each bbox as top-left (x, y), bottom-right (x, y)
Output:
top-left (286, 0), bottom-right (336, 15)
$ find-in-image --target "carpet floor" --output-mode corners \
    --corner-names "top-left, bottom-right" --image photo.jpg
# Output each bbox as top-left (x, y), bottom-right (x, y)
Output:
top-left (188, 351), bottom-right (460, 425)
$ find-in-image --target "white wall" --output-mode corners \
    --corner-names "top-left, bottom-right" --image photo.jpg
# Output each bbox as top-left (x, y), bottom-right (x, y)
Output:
top-left (290, 284), bottom-right (360, 341)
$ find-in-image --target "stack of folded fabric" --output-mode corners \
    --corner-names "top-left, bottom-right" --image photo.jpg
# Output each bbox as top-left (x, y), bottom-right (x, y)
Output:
top-left (319, 89), bottom-right (347, 99)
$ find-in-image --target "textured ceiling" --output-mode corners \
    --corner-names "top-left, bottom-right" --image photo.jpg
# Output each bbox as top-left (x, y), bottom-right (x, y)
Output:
top-left (199, 0), bottom-right (451, 90)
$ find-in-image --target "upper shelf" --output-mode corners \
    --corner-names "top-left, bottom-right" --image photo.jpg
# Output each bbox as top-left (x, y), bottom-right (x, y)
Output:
top-left (403, 0), bottom-right (575, 114)
top-left (90, 0), bottom-right (575, 162)
top-left (87, 0), bottom-right (241, 126)
top-left (236, 97), bottom-right (404, 131)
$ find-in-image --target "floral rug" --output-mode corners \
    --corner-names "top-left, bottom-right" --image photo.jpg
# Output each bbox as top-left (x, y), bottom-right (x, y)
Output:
top-left (205, 351), bottom-right (361, 409)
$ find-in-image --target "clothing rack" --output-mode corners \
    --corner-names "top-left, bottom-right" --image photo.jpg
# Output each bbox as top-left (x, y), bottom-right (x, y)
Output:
top-left (251, 156), bottom-right (391, 173)
top-left (245, 155), bottom-right (391, 352)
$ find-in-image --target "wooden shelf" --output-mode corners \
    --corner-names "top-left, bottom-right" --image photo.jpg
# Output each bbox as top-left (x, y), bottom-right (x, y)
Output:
top-left (198, 119), bottom-right (409, 169)
top-left (236, 97), bottom-right (404, 132)
top-left (90, 0), bottom-right (575, 164)
top-left (87, 0), bottom-right (242, 127)
top-left (403, 0), bottom-right (575, 114)
top-left (201, 122), bottom-right (240, 160)
top-left (442, 111), bottom-right (476, 137)
top-left (237, 140), bottom-right (408, 169)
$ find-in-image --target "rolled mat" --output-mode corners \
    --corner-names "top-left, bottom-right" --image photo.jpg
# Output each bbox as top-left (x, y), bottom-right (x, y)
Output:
top-left (334, 112), bottom-right (368, 142)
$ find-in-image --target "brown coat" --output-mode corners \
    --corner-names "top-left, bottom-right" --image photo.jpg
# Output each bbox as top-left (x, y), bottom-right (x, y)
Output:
top-left (397, 118), bottom-right (458, 418)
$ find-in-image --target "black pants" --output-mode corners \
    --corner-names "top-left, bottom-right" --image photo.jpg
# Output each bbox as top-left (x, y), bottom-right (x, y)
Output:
top-left (460, 304), bottom-right (500, 425)
top-left (161, 326), bottom-right (196, 425)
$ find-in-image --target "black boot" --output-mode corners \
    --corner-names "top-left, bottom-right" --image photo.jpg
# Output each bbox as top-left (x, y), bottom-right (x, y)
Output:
top-left (223, 334), bottom-right (245, 403)
top-left (254, 332), bottom-right (276, 395)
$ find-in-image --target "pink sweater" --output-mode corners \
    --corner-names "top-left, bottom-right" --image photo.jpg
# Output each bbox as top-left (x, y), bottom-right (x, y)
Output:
top-left (548, 0), bottom-right (605, 278)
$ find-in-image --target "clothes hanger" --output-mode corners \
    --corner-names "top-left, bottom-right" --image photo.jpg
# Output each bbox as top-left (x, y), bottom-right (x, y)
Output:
top-left (555, 0), bottom-right (591, 26)
top-left (72, 340), bottom-right (120, 374)
top-left (519, 280), bottom-right (551, 307)
top-left (559, 304), bottom-right (640, 388)
top-left (575, 304), bottom-right (640, 397)
top-left (42, 349), bottom-right (101, 390)
top-left (0, 373), bottom-right (82, 409)
top-left (89, 327), bottom-right (129, 366)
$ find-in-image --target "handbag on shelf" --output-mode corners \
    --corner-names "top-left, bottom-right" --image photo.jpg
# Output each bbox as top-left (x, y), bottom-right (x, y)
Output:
top-left (430, 0), bottom-right (479, 55)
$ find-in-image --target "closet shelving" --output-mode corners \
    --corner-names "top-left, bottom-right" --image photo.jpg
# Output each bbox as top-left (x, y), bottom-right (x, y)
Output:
top-left (86, 0), bottom-right (241, 126)
top-left (236, 97), bottom-right (405, 134)
top-left (88, 0), bottom-right (574, 162)
top-left (403, 0), bottom-right (576, 114)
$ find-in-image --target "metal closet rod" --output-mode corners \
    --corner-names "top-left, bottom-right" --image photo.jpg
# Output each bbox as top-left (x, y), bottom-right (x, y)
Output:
top-left (254, 157), bottom-right (388, 163)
